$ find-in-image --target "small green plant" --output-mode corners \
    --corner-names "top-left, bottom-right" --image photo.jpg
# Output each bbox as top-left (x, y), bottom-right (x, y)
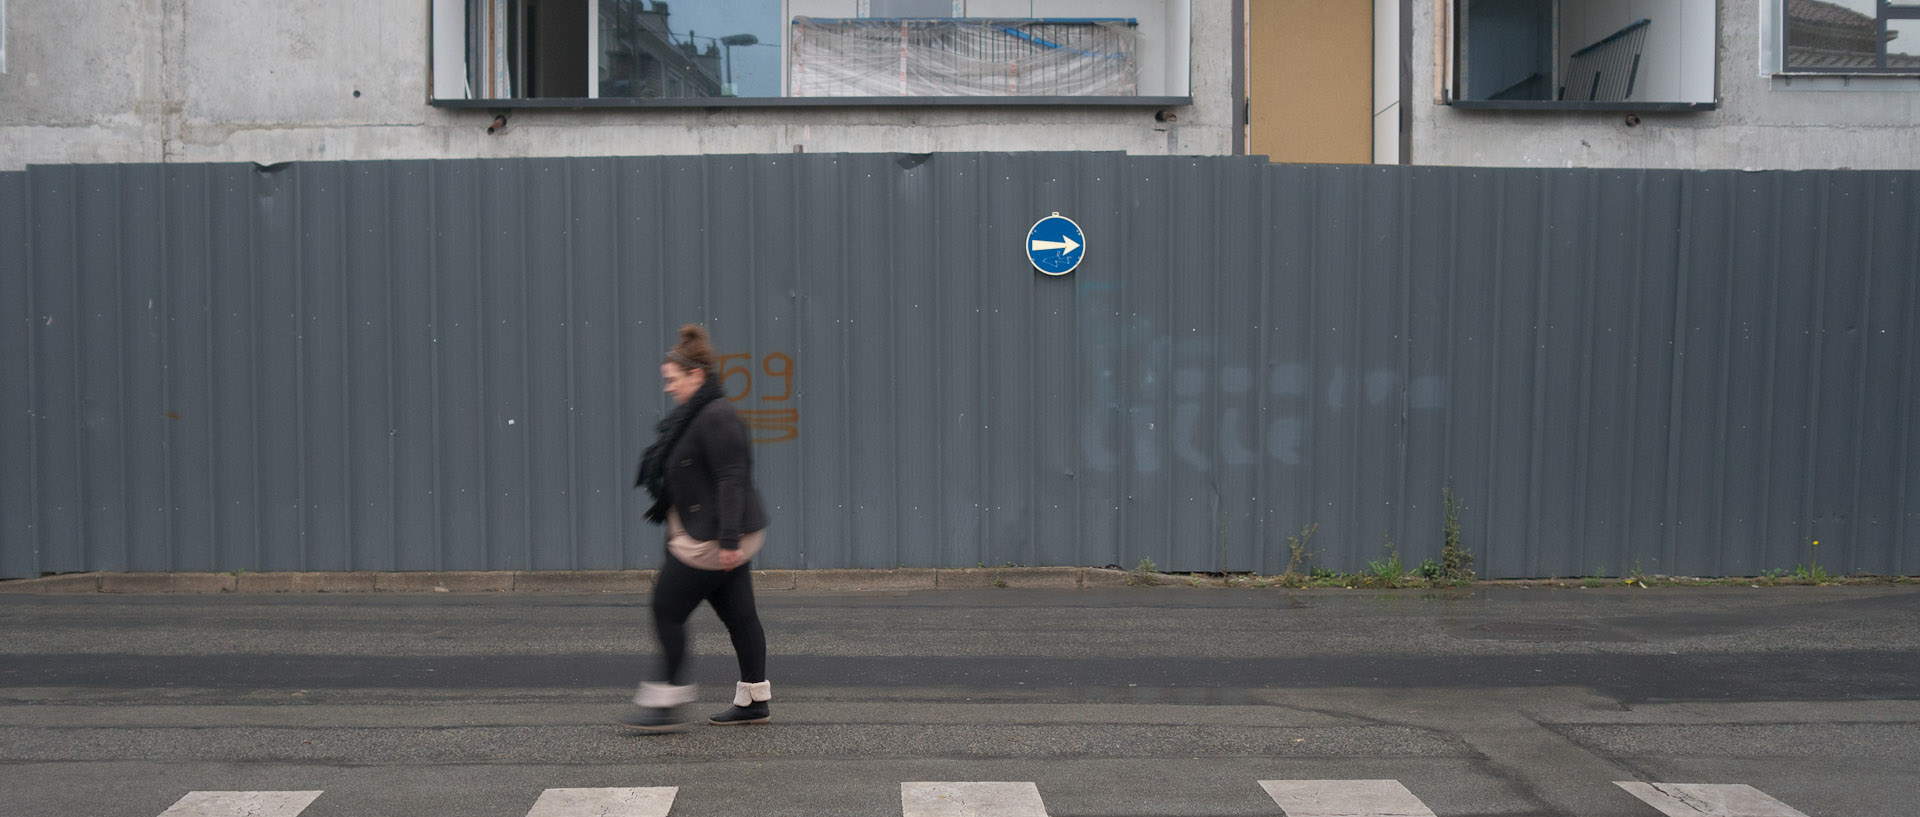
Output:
top-left (1366, 534), bottom-right (1407, 586)
top-left (1625, 561), bottom-right (1649, 587)
top-left (1285, 523), bottom-right (1318, 578)
top-left (1440, 478), bottom-right (1475, 581)
top-left (993, 579), bottom-right (1008, 588)
top-left (1793, 539), bottom-right (1830, 583)
top-left (1129, 557), bottom-right (1161, 587)
top-left (1416, 558), bottom-right (1442, 580)
top-left (1366, 557), bottom-right (1405, 585)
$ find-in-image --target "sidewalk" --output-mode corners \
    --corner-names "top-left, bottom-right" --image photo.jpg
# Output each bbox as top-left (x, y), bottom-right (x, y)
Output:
top-left (0, 567), bottom-right (1134, 594)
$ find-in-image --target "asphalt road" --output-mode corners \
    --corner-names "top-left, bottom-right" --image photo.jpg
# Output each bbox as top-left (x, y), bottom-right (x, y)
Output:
top-left (2, 584), bottom-right (1916, 816)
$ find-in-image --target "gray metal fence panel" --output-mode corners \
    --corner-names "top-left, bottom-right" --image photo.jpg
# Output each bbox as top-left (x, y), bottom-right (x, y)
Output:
top-left (0, 171), bottom-right (31, 579)
top-left (2, 156), bottom-right (1915, 578)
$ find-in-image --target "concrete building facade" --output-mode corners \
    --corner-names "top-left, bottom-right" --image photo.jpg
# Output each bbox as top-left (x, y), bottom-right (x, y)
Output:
top-left (0, 0), bottom-right (1233, 170)
top-left (1412, 0), bottom-right (1920, 169)
top-left (2, 1), bottom-right (1915, 171)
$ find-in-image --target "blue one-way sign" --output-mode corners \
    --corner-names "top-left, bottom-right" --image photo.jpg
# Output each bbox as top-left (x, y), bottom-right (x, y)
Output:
top-left (1027, 213), bottom-right (1085, 275)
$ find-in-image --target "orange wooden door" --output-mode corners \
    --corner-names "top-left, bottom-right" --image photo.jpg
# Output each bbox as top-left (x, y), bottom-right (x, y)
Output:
top-left (1247, 0), bottom-right (1374, 163)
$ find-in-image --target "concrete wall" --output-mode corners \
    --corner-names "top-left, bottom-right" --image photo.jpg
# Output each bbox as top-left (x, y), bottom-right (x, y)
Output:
top-left (0, 0), bottom-right (1232, 171)
top-left (1414, 0), bottom-right (1920, 169)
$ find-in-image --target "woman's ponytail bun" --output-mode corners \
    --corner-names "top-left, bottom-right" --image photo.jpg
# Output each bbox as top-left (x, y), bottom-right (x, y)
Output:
top-left (666, 323), bottom-right (718, 372)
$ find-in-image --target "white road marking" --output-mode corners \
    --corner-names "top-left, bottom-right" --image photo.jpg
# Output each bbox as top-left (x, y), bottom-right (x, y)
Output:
top-left (901, 782), bottom-right (1049, 816)
top-left (1258, 779), bottom-right (1438, 817)
top-left (157, 791), bottom-right (323, 817)
top-left (523, 787), bottom-right (678, 817)
top-left (1615, 783), bottom-right (1812, 817)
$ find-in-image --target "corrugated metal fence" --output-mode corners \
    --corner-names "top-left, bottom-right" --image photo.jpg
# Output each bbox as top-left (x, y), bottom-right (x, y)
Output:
top-left (2, 155), bottom-right (1915, 578)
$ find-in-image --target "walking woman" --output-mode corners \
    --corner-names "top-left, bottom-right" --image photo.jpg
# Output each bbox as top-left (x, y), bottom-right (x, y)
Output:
top-left (621, 324), bottom-right (773, 733)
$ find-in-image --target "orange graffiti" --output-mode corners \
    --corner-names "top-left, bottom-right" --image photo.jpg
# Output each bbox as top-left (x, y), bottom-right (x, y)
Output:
top-left (721, 351), bottom-right (799, 443)
top-left (740, 408), bottom-right (800, 443)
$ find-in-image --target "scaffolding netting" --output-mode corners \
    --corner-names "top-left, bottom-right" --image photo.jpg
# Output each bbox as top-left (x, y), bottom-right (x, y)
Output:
top-left (789, 17), bottom-right (1138, 97)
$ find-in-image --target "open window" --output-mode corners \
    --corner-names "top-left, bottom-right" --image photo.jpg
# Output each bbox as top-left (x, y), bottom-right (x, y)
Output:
top-left (1438, 0), bottom-right (1715, 109)
top-left (429, 0), bottom-right (1192, 106)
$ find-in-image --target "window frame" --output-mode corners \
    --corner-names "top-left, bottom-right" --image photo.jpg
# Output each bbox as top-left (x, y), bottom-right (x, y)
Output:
top-left (1435, 0), bottom-right (1719, 111)
top-left (1772, 0), bottom-right (1920, 76)
top-left (427, 0), bottom-right (1194, 109)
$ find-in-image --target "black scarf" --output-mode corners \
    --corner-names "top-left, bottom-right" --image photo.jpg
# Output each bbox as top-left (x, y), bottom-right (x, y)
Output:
top-left (635, 374), bottom-right (725, 524)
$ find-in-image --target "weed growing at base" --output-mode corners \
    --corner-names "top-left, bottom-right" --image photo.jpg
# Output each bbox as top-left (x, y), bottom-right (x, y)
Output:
top-left (1127, 557), bottom-right (1161, 586)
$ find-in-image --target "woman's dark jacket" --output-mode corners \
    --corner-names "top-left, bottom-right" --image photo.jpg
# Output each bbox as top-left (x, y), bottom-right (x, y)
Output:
top-left (667, 399), bottom-right (767, 549)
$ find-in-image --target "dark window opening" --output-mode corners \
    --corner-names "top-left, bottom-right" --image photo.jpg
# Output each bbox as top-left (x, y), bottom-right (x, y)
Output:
top-left (1445, 0), bottom-right (1713, 108)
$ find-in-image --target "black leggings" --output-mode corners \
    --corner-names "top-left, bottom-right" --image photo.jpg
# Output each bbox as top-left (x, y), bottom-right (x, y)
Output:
top-left (651, 552), bottom-right (767, 686)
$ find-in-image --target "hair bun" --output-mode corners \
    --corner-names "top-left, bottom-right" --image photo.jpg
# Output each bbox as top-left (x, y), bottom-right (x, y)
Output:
top-left (667, 323), bottom-right (719, 371)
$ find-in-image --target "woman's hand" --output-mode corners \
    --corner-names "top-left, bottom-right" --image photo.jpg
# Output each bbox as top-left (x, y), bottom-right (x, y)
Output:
top-left (718, 549), bottom-right (746, 571)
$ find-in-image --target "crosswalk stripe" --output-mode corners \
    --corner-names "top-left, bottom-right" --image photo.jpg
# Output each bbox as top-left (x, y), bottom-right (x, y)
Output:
top-left (901, 782), bottom-right (1049, 817)
top-left (1258, 780), bottom-right (1438, 817)
top-left (523, 787), bottom-right (678, 817)
top-left (157, 791), bottom-right (323, 817)
top-left (1615, 783), bottom-right (1812, 817)
top-left (136, 779), bottom-right (1822, 817)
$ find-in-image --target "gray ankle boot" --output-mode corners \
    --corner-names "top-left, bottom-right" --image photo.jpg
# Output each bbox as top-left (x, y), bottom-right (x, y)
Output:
top-left (709, 680), bottom-right (771, 725)
top-left (618, 682), bottom-right (696, 733)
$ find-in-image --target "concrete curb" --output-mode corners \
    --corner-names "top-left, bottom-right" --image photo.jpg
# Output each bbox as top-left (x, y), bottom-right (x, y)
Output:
top-left (937, 567), bottom-right (1087, 589)
top-left (509, 570), bottom-right (657, 593)
top-left (793, 569), bottom-right (937, 591)
top-left (0, 573), bottom-right (105, 592)
top-left (1081, 568), bottom-right (1135, 588)
top-left (237, 572), bottom-right (379, 593)
top-left (0, 567), bottom-right (1132, 594)
top-left (753, 570), bottom-right (801, 591)
top-left (18, 569), bottom-right (1893, 594)
top-left (99, 573), bottom-right (237, 594)
top-left (374, 572), bottom-right (515, 593)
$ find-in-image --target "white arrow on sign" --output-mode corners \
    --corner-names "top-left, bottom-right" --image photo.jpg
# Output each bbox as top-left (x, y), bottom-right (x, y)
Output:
top-left (1030, 235), bottom-right (1081, 253)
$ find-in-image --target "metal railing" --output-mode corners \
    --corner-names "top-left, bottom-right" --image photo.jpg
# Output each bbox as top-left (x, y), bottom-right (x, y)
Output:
top-left (1560, 18), bottom-right (1650, 102)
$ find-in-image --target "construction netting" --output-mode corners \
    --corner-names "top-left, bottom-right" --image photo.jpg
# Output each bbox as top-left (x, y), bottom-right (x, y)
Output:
top-left (788, 17), bottom-right (1138, 97)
